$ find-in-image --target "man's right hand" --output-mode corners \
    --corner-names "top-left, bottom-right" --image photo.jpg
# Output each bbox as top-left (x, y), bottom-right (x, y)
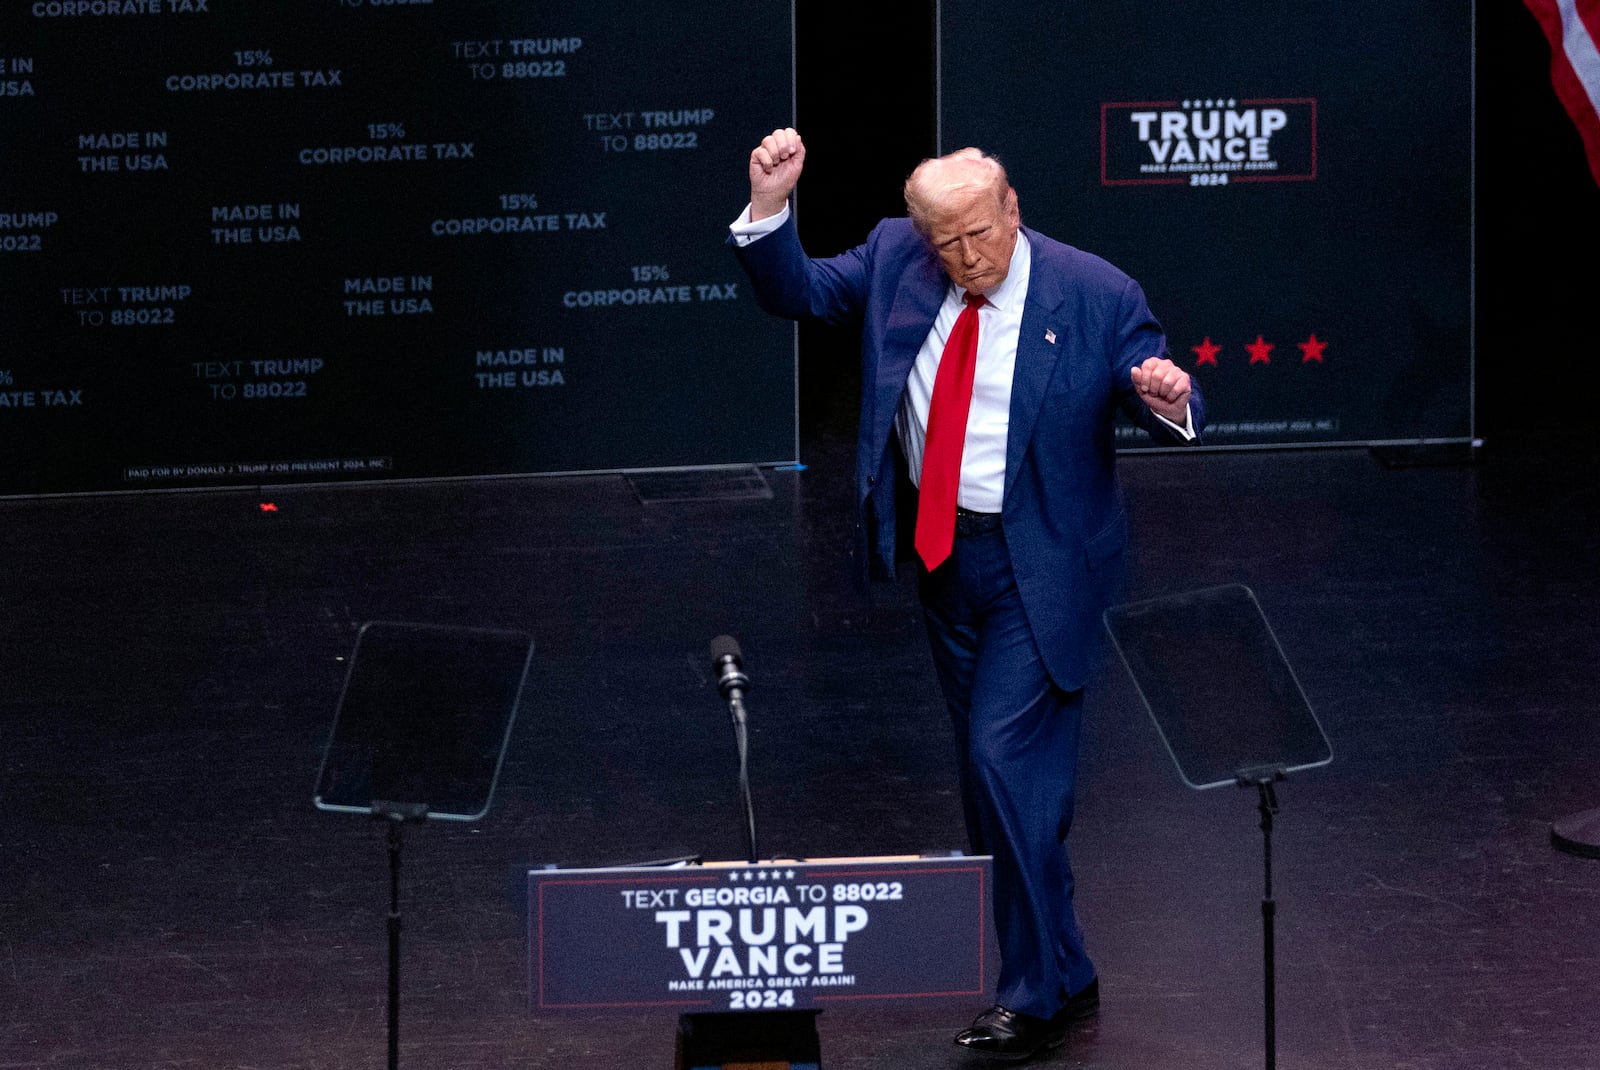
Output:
top-left (749, 127), bottom-right (805, 221)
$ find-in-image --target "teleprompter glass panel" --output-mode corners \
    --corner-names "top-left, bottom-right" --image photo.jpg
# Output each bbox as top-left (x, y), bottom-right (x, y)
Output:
top-left (1103, 584), bottom-right (1331, 790)
top-left (313, 621), bottom-right (535, 821)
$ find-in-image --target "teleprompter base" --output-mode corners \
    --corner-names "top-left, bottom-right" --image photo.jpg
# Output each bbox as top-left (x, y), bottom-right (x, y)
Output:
top-left (1551, 805), bottom-right (1600, 859)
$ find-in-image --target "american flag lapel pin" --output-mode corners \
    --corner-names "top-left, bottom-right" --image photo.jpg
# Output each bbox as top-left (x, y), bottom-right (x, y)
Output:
top-left (1044, 329), bottom-right (1056, 344)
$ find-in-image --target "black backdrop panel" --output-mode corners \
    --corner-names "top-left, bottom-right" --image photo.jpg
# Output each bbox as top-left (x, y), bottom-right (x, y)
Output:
top-left (0, 2), bottom-right (795, 496)
top-left (938, 2), bottom-right (1473, 449)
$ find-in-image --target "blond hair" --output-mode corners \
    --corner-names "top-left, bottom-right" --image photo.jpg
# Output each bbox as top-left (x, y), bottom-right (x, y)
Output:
top-left (904, 148), bottom-right (1012, 236)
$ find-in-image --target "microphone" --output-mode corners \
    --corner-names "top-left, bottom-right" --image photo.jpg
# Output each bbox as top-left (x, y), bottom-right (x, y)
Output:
top-left (710, 634), bottom-right (750, 704)
top-left (709, 635), bottom-right (758, 863)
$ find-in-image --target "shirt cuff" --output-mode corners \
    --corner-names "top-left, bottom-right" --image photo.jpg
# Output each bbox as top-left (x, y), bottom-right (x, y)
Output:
top-left (728, 203), bottom-right (789, 246)
top-left (1154, 403), bottom-right (1196, 440)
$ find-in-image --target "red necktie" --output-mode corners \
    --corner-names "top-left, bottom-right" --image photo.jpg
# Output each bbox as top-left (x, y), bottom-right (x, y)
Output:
top-left (915, 291), bottom-right (986, 570)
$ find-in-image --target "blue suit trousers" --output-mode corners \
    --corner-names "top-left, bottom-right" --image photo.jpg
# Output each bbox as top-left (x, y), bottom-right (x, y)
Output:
top-left (918, 520), bottom-right (1095, 1018)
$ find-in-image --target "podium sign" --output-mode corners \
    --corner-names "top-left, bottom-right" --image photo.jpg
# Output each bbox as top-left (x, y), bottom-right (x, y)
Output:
top-left (529, 856), bottom-right (993, 1014)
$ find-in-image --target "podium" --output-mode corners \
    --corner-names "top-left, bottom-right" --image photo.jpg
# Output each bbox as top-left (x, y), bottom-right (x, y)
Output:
top-left (530, 637), bottom-right (999, 1067)
top-left (529, 853), bottom-right (997, 1070)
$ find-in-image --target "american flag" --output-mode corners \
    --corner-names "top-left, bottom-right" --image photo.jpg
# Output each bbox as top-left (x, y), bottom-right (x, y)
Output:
top-left (1524, 0), bottom-right (1600, 186)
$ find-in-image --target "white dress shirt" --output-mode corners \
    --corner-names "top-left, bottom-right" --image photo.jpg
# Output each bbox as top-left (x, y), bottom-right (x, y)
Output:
top-left (894, 234), bottom-right (1030, 513)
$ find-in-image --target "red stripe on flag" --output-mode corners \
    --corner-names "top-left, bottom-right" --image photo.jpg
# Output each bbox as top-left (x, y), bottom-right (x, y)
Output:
top-left (1524, 0), bottom-right (1600, 186)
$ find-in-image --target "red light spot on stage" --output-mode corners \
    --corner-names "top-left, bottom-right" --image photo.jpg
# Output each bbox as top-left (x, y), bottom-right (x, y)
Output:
top-left (259, 502), bottom-right (278, 512)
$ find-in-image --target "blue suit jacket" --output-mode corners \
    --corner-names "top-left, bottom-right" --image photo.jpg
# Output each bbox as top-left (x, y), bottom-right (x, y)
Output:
top-left (733, 214), bottom-right (1205, 690)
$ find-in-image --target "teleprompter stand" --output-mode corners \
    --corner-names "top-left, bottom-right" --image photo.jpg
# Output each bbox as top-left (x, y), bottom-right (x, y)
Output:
top-left (1104, 584), bottom-right (1333, 1070)
top-left (371, 798), bottom-right (428, 1070)
top-left (313, 621), bottom-right (535, 1070)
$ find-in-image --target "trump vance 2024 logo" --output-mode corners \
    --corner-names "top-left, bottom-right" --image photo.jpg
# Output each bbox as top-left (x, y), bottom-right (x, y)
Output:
top-left (1101, 97), bottom-right (1317, 187)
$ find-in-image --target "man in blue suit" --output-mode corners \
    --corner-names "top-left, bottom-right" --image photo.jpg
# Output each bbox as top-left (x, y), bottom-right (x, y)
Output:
top-left (730, 127), bottom-right (1203, 1059)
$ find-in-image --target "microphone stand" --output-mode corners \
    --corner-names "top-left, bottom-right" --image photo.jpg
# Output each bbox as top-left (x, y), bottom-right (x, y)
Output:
top-left (712, 637), bottom-right (758, 864)
top-left (727, 685), bottom-right (758, 864)
top-left (681, 639), bottom-right (824, 1070)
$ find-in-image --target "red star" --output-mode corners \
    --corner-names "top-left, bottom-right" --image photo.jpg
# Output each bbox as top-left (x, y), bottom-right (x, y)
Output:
top-left (1298, 333), bottom-right (1327, 363)
top-left (1191, 337), bottom-right (1221, 366)
top-left (1246, 335), bottom-right (1274, 365)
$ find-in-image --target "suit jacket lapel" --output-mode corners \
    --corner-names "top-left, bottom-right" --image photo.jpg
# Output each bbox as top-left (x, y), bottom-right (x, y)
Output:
top-left (868, 251), bottom-right (945, 467)
top-left (1004, 230), bottom-right (1067, 505)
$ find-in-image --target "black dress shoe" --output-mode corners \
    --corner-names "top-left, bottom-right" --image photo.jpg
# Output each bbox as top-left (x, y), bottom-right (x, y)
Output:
top-left (953, 979), bottom-right (1099, 1061)
top-left (1055, 976), bottom-right (1100, 1023)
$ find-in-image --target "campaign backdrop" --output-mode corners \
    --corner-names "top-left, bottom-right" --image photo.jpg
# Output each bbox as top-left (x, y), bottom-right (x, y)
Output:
top-left (938, 2), bottom-right (1474, 449)
top-left (0, 1), bottom-right (796, 497)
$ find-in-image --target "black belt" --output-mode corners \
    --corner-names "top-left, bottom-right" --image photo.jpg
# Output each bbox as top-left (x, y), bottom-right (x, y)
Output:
top-left (954, 505), bottom-right (1002, 538)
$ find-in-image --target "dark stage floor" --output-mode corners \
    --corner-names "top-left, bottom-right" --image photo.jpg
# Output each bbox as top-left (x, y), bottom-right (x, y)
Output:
top-left (3, 420), bottom-right (1598, 1070)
